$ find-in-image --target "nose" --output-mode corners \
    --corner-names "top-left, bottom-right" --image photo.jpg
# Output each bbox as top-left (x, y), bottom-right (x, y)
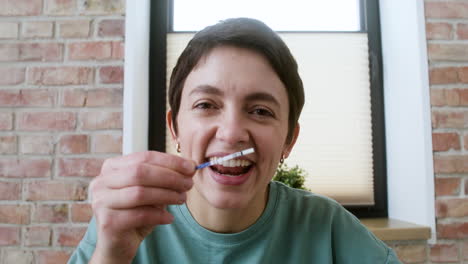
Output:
top-left (215, 108), bottom-right (250, 147)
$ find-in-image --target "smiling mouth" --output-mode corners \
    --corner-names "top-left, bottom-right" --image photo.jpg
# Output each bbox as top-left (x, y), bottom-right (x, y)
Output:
top-left (209, 157), bottom-right (254, 177)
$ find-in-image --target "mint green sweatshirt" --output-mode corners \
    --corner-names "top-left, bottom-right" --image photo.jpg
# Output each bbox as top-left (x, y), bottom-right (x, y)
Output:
top-left (69, 181), bottom-right (401, 263)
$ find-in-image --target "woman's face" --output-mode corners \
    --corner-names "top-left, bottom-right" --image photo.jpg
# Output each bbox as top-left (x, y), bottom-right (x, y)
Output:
top-left (168, 46), bottom-right (298, 210)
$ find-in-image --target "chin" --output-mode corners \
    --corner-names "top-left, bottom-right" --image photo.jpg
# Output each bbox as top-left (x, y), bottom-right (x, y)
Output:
top-left (206, 192), bottom-right (250, 210)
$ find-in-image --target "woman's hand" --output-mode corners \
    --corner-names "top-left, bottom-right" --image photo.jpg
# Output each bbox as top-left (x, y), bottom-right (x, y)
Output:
top-left (88, 151), bottom-right (196, 263)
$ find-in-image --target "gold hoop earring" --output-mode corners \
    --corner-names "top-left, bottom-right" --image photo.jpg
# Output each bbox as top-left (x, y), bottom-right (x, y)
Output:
top-left (176, 142), bottom-right (181, 153)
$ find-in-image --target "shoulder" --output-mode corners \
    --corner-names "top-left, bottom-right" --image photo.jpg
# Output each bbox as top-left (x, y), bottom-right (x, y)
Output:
top-left (271, 181), bottom-right (399, 263)
top-left (272, 180), bottom-right (345, 217)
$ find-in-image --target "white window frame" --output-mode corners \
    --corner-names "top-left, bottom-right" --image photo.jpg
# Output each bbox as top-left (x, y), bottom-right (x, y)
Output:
top-left (123, 0), bottom-right (436, 243)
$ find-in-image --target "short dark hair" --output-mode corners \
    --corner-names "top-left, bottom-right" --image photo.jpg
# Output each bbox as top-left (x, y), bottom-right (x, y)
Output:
top-left (168, 17), bottom-right (304, 143)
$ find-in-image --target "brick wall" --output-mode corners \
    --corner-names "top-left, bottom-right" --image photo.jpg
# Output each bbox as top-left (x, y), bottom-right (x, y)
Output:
top-left (386, 2), bottom-right (468, 263)
top-left (1, 0), bottom-right (467, 263)
top-left (0, 0), bottom-right (124, 263)
top-left (427, 0), bottom-right (468, 263)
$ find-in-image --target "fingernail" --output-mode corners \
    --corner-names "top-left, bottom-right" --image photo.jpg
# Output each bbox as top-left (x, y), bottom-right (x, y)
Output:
top-left (179, 192), bottom-right (186, 204)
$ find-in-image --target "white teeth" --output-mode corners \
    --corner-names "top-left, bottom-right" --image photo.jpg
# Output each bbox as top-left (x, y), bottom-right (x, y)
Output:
top-left (209, 157), bottom-right (252, 167)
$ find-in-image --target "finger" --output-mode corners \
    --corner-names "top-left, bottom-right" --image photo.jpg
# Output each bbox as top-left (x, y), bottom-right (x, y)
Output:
top-left (103, 151), bottom-right (196, 176)
top-left (96, 206), bottom-right (174, 231)
top-left (94, 186), bottom-right (186, 209)
top-left (102, 163), bottom-right (194, 192)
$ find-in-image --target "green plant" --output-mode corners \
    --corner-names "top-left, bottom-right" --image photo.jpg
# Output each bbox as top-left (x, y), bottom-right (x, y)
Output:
top-left (273, 163), bottom-right (309, 191)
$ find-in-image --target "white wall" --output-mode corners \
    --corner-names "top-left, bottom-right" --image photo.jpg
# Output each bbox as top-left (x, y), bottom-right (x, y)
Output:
top-left (380, 0), bottom-right (436, 243)
top-left (123, 0), bottom-right (150, 154)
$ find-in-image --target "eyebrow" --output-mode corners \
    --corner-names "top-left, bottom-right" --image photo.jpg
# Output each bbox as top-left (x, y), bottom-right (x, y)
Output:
top-left (245, 92), bottom-right (280, 109)
top-left (188, 84), bottom-right (281, 108)
top-left (188, 85), bottom-right (224, 97)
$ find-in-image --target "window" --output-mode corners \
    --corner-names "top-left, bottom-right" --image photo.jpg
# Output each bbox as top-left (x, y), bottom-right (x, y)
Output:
top-left (172, 0), bottom-right (361, 32)
top-left (124, 0), bottom-right (436, 241)
top-left (148, 0), bottom-right (387, 217)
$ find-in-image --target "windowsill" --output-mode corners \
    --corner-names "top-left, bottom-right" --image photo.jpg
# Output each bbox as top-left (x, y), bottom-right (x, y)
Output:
top-left (361, 218), bottom-right (431, 241)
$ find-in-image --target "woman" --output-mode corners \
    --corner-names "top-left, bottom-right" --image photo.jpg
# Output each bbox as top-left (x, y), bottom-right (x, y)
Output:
top-left (69, 18), bottom-right (401, 263)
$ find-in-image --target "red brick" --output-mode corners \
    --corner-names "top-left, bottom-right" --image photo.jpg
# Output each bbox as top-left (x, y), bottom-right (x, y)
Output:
top-left (459, 67), bottom-right (468, 83)
top-left (22, 22), bottom-right (54, 38)
top-left (0, 181), bottom-right (22, 200)
top-left (28, 67), bottom-right (94, 85)
top-left (0, 0), bottom-right (42, 16)
top-left (447, 90), bottom-right (461, 105)
top-left (68, 41), bottom-right (112, 60)
top-left (98, 19), bottom-right (125, 37)
top-left (59, 158), bottom-right (104, 177)
top-left (465, 178), bottom-right (468, 195)
top-left (429, 67), bottom-right (459, 84)
top-left (435, 177), bottom-right (460, 196)
top-left (430, 243), bottom-right (459, 263)
top-left (79, 0), bottom-right (125, 14)
top-left (391, 244), bottom-right (426, 263)
top-left (465, 133), bottom-right (468, 150)
top-left (87, 88), bottom-right (123, 106)
top-left (59, 20), bottom-right (90, 38)
top-left (19, 43), bottom-right (63, 61)
top-left (71, 203), bottom-right (92, 222)
top-left (437, 222), bottom-right (468, 238)
top-left (45, 0), bottom-right (76, 15)
top-left (33, 204), bottom-right (69, 223)
top-left (434, 155), bottom-right (468, 174)
top-left (0, 43), bottom-right (19, 61)
top-left (3, 249), bottom-right (34, 263)
top-left (432, 88), bottom-right (468, 106)
top-left (431, 110), bottom-right (468, 128)
top-left (0, 67), bottom-right (25, 85)
top-left (0, 158), bottom-right (51, 178)
top-left (62, 88), bottom-right (86, 107)
top-left (26, 180), bottom-right (87, 201)
top-left (2, 230), bottom-right (21, 249)
top-left (17, 112), bottom-right (76, 131)
top-left (0, 227), bottom-right (20, 245)
top-left (80, 111), bottom-right (122, 130)
top-left (0, 112), bottom-right (13, 130)
top-left (20, 89), bottom-right (55, 106)
top-left (0, 89), bottom-right (55, 107)
top-left (0, 135), bottom-right (17, 154)
top-left (0, 22), bottom-right (18, 39)
top-left (37, 250), bottom-right (72, 264)
top-left (59, 134), bottom-right (89, 154)
top-left (99, 66), bottom-right (123, 84)
top-left (63, 88), bottom-right (123, 107)
top-left (112, 41), bottom-right (124, 59)
top-left (428, 44), bottom-right (468, 62)
top-left (20, 135), bottom-right (53, 154)
top-left (432, 132), bottom-right (460, 151)
top-left (426, 22), bottom-right (453, 40)
top-left (55, 226), bottom-right (87, 247)
top-left (464, 241), bottom-right (468, 260)
top-left (436, 198), bottom-right (468, 218)
top-left (457, 23), bottom-right (468, 40)
top-left (0, 90), bottom-right (17, 106)
top-left (24, 226), bottom-right (51, 246)
top-left (93, 133), bottom-right (122, 153)
top-left (425, 1), bottom-right (468, 19)
top-left (0, 204), bottom-right (30, 224)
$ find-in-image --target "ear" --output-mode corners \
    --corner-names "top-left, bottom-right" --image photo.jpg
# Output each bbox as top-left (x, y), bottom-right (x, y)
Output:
top-left (282, 123), bottom-right (300, 159)
top-left (166, 110), bottom-right (178, 141)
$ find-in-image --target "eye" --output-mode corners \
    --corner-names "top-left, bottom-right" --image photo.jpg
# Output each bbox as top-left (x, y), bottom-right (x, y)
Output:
top-left (249, 107), bottom-right (274, 118)
top-left (194, 102), bottom-right (217, 110)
